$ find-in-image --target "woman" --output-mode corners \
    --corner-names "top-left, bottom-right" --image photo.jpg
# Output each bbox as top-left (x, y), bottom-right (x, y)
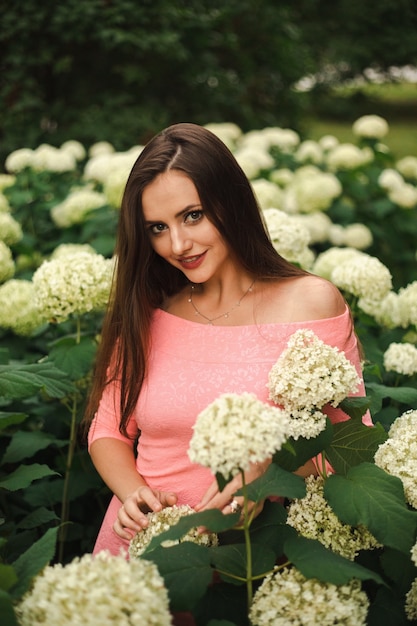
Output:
top-left (85, 123), bottom-right (369, 556)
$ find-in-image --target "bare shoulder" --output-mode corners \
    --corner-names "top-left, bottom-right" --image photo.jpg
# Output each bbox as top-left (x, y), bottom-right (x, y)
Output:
top-left (258, 275), bottom-right (347, 323)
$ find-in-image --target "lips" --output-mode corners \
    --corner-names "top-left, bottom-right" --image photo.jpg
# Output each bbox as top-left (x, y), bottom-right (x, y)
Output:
top-left (178, 252), bottom-right (206, 270)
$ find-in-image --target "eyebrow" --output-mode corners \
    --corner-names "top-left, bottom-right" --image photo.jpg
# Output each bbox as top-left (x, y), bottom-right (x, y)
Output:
top-left (144, 203), bottom-right (202, 224)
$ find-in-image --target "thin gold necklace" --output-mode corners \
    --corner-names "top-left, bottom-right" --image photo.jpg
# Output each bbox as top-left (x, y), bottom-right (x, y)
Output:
top-left (188, 279), bottom-right (256, 325)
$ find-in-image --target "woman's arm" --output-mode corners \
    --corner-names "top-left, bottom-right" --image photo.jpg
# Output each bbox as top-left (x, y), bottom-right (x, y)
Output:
top-left (90, 438), bottom-right (177, 539)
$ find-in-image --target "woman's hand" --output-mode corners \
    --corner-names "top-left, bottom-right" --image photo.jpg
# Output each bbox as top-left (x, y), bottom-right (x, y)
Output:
top-left (194, 460), bottom-right (270, 521)
top-left (113, 486), bottom-right (178, 540)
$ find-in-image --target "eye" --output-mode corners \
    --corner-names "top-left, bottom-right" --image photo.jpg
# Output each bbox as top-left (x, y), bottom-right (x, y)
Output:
top-left (149, 223), bottom-right (167, 235)
top-left (184, 209), bottom-right (204, 224)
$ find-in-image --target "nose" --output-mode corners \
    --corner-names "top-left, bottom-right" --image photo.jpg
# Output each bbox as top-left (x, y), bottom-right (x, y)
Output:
top-left (170, 227), bottom-right (192, 256)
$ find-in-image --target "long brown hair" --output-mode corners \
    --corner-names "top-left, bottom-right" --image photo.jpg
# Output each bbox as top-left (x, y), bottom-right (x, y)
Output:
top-left (83, 123), bottom-right (307, 436)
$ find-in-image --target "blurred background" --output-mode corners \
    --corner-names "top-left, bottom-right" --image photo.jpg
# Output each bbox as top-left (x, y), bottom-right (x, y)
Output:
top-left (1, 0), bottom-right (416, 164)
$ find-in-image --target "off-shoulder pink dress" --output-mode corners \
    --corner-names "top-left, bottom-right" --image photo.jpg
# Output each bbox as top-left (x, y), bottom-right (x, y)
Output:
top-left (88, 306), bottom-right (371, 555)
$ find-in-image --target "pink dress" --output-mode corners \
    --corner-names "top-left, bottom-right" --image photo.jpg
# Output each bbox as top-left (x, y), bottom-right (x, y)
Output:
top-left (88, 306), bottom-right (370, 555)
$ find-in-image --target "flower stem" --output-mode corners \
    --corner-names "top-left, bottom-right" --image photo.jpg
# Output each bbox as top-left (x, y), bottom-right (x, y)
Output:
top-left (241, 472), bottom-right (253, 608)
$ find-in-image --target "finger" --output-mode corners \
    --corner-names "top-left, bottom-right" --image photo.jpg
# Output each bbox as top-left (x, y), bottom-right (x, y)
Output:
top-left (194, 482), bottom-right (220, 511)
top-left (159, 491), bottom-right (178, 508)
top-left (113, 517), bottom-right (136, 540)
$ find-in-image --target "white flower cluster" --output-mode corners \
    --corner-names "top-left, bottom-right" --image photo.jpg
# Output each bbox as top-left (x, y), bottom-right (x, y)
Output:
top-left (16, 550), bottom-right (171, 626)
top-left (352, 115), bottom-right (389, 139)
top-left (249, 567), bottom-right (369, 626)
top-left (0, 279), bottom-right (45, 336)
top-left (252, 178), bottom-right (284, 210)
top-left (0, 241), bottom-right (15, 283)
top-left (262, 208), bottom-right (314, 269)
top-left (286, 476), bottom-right (381, 560)
top-left (328, 223), bottom-right (373, 250)
top-left (378, 167), bottom-right (417, 209)
top-left (129, 504), bottom-right (218, 558)
top-left (374, 409), bottom-right (417, 509)
top-left (0, 173), bottom-right (16, 192)
top-left (326, 143), bottom-right (373, 171)
top-left (32, 250), bottom-right (114, 323)
top-left (383, 342), bottom-right (417, 376)
top-left (267, 329), bottom-right (360, 440)
top-left (5, 144), bottom-right (77, 173)
top-left (285, 166), bottom-right (342, 213)
top-left (313, 248), bottom-right (392, 302)
top-left (397, 155), bottom-right (417, 181)
top-left (204, 122), bottom-right (243, 150)
top-left (51, 188), bottom-right (108, 227)
top-left (0, 212), bottom-right (23, 246)
top-left (359, 281), bottom-right (417, 329)
top-left (188, 392), bottom-right (289, 478)
top-left (406, 579), bottom-right (417, 621)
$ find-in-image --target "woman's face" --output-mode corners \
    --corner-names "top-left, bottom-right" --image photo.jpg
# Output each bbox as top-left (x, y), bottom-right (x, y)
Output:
top-left (142, 170), bottom-right (232, 283)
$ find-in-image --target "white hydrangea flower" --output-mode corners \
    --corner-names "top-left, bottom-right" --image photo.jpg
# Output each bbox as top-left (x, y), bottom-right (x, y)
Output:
top-left (0, 174), bottom-right (16, 192)
top-left (374, 409), bottom-right (417, 509)
top-left (352, 114), bottom-right (389, 139)
top-left (343, 223), bottom-right (373, 249)
top-left (188, 392), bottom-right (289, 479)
top-left (103, 168), bottom-right (131, 208)
top-left (406, 578), bottom-right (417, 621)
top-left (411, 541), bottom-right (417, 567)
top-left (84, 150), bottom-right (140, 185)
top-left (330, 254), bottom-right (392, 301)
top-left (396, 155), bottom-right (417, 181)
top-left (16, 550), bottom-right (171, 626)
top-left (129, 504), bottom-right (218, 558)
top-left (326, 143), bottom-right (373, 171)
top-left (51, 187), bottom-right (108, 227)
top-left (32, 144), bottom-right (77, 172)
top-left (287, 476), bottom-right (381, 560)
top-left (0, 192), bottom-right (11, 213)
top-left (204, 122), bottom-right (243, 149)
top-left (251, 179), bottom-right (284, 210)
top-left (269, 168), bottom-right (294, 187)
top-left (5, 148), bottom-right (35, 173)
top-left (32, 251), bottom-right (114, 323)
top-left (358, 291), bottom-right (400, 328)
top-left (294, 140), bottom-right (323, 165)
top-left (88, 141), bottom-right (115, 158)
top-left (262, 208), bottom-right (312, 268)
top-left (383, 342), bottom-right (417, 376)
top-left (249, 567), bottom-right (369, 626)
top-left (0, 212), bottom-right (23, 245)
top-left (51, 243), bottom-right (98, 259)
top-left (388, 182), bottom-right (417, 209)
top-left (296, 212), bottom-right (333, 244)
top-left (0, 241), bottom-right (15, 283)
top-left (286, 167), bottom-right (342, 213)
top-left (233, 146), bottom-right (275, 179)
top-left (0, 279), bottom-right (45, 336)
top-left (268, 329), bottom-right (360, 440)
top-left (396, 281), bottom-right (417, 327)
top-left (378, 168), bottom-right (404, 191)
top-left (318, 134), bottom-right (339, 151)
top-left (312, 247), bottom-right (363, 281)
top-left (60, 140), bottom-right (86, 161)
top-left (257, 127), bottom-right (300, 152)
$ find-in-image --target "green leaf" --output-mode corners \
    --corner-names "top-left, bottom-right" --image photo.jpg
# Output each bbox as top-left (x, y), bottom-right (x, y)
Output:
top-left (0, 412), bottom-right (28, 431)
top-left (0, 464), bottom-right (59, 491)
top-left (48, 336), bottom-right (97, 380)
top-left (0, 590), bottom-right (19, 626)
top-left (0, 565), bottom-right (18, 592)
top-left (325, 418), bottom-right (388, 475)
top-left (366, 382), bottom-right (417, 414)
top-left (380, 548), bottom-right (417, 596)
top-left (210, 542), bottom-right (276, 584)
top-left (3, 431), bottom-right (67, 463)
top-left (142, 542), bottom-right (213, 611)
top-left (284, 535), bottom-right (384, 585)
top-left (339, 396), bottom-right (371, 420)
top-left (324, 463), bottom-right (417, 554)
top-left (273, 418), bottom-right (334, 471)
top-left (367, 587), bottom-right (409, 626)
top-left (11, 527), bottom-right (59, 598)
top-left (250, 500), bottom-right (295, 558)
top-left (0, 362), bottom-right (75, 399)
top-left (236, 463), bottom-right (306, 502)
top-left (17, 507), bottom-right (59, 530)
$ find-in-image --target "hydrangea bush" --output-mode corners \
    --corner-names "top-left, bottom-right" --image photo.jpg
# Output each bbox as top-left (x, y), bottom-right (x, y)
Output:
top-left (1, 116), bottom-right (417, 625)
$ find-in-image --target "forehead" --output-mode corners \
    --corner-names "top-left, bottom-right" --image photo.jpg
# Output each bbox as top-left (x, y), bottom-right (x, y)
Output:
top-left (142, 170), bottom-right (200, 218)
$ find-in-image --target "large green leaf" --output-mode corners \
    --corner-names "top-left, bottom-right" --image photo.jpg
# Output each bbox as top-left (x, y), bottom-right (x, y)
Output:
top-left (366, 382), bottom-right (417, 414)
top-left (325, 417), bottom-right (388, 475)
top-left (17, 507), bottom-right (59, 530)
top-left (284, 535), bottom-right (384, 585)
top-left (0, 463), bottom-right (58, 491)
top-left (142, 542), bottom-right (213, 611)
top-left (0, 590), bottom-right (19, 626)
top-left (339, 396), bottom-right (371, 420)
top-left (0, 412), bottom-right (28, 432)
top-left (249, 501), bottom-right (296, 558)
top-left (367, 587), bottom-right (409, 626)
top-left (272, 418), bottom-right (334, 471)
top-left (3, 431), bottom-right (67, 464)
top-left (210, 542), bottom-right (276, 584)
top-left (11, 527), bottom-right (59, 599)
top-left (48, 335), bottom-right (97, 380)
top-left (0, 362), bottom-right (75, 399)
top-left (236, 463), bottom-right (306, 502)
top-left (0, 565), bottom-right (17, 592)
top-left (324, 463), bottom-right (417, 554)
